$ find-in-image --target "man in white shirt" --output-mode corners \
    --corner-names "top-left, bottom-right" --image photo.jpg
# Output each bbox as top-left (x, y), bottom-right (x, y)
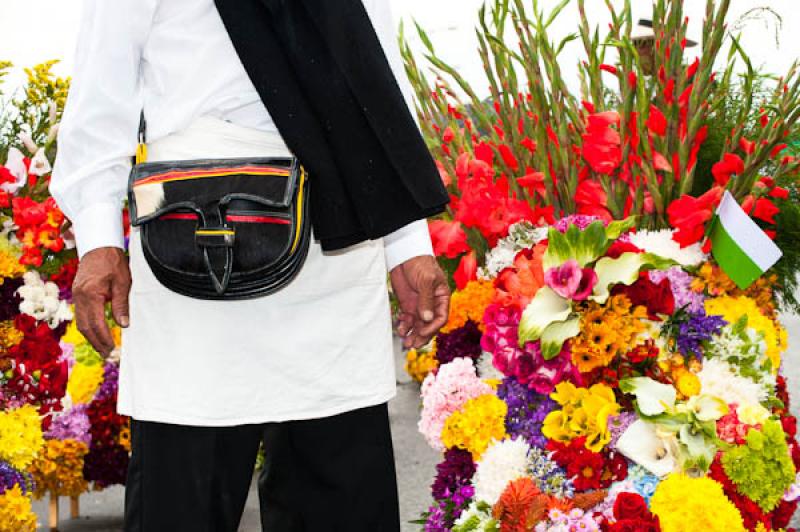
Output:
top-left (50, 0), bottom-right (451, 530)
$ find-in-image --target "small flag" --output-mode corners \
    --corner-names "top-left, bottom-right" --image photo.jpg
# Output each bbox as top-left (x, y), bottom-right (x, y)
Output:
top-left (709, 191), bottom-right (782, 289)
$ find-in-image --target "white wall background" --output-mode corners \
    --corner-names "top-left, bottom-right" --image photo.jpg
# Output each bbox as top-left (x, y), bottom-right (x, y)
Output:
top-left (0, 0), bottom-right (798, 96)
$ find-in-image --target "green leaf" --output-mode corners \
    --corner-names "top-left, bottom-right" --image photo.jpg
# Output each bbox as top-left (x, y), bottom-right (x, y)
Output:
top-left (518, 287), bottom-right (572, 345)
top-left (540, 317), bottom-right (581, 360)
top-left (605, 216), bottom-right (637, 240)
top-left (620, 377), bottom-right (677, 416)
top-left (542, 221), bottom-right (610, 269)
top-left (592, 252), bottom-right (675, 304)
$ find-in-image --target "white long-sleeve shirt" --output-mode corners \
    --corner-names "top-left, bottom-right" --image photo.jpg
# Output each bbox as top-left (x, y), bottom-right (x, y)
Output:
top-left (50, 0), bottom-right (432, 271)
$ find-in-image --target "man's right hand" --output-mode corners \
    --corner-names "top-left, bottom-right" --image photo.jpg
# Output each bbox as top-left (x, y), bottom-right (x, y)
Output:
top-left (72, 247), bottom-right (131, 357)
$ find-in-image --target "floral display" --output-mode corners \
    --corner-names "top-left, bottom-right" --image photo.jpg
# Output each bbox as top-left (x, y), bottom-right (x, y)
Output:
top-left (403, 0), bottom-right (800, 527)
top-left (0, 60), bottom-right (129, 523)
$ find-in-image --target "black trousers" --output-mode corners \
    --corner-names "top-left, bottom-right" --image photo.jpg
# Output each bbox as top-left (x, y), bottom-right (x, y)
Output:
top-left (124, 403), bottom-right (400, 532)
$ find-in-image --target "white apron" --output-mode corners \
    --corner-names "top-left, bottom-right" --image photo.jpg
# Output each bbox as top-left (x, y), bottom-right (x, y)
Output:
top-left (118, 115), bottom-right (396, 426)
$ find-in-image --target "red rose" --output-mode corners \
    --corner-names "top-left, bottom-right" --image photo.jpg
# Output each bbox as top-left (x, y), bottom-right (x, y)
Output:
top-left (610, 519), bottom-right (659, 532)
top-left (614, 276), bottom-right (674, 320)
top-left (613, 492), bottom-right (650, 520)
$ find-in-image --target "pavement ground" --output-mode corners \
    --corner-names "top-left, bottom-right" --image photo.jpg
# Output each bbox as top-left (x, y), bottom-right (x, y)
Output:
top-left (33, 314), bottom-right (800, 530)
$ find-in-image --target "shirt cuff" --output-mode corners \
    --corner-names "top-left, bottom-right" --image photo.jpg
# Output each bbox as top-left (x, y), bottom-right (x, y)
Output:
top-left (383, 219), bottom-right (434, 272)
top-left (72, 202), bottom-right (126, 259)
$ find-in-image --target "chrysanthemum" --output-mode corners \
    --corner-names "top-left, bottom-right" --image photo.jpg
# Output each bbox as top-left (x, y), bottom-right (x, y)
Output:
top-left (471, 437), bottom-right (531, 505)
top-left (698, 358), bottom-right (767, 408)
top-left (627, 229), bottom-right (706, 266)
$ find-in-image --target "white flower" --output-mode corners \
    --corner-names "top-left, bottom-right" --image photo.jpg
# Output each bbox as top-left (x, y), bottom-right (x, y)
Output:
top-left (17, 132), bottom-right (38, 154)
top-left (29, 148), bottom-right (52, 176)
top-left (697, 358), bottom-right (766, 407)
top-left (616, 419), bottom-right (678, 477)
top-left (453, 501), bottom-right (497, 530)
top-left (472, 436), bottom-right (530, 505)
top-left (476, 352), bottom-right (504, 381)
top-left (16, 271), bottom-right (73, 328)
top-left (628, 229), bottom-right (706, 266)
top-left (1, 147), bottom-right (28, 194)
top-left (478, 221), bottom-right (548, 279)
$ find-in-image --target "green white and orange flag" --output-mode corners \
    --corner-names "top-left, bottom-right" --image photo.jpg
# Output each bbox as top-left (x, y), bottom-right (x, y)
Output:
top-left (709, 191), bottom-right (782, 290)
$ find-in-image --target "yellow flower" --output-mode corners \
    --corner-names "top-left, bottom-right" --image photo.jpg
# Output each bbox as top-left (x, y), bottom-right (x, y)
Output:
top-left (441, 394), bottom-right (507, 460)
top-left (67, 363), bottom-right (105, 404)
top-left (705, 295), bottom-right (787, 371)
top-left (543, 383), bottom-right (619, 452)
top-left (404, 340), bottom-right (439, 383)
top-left (442, 280), bottom-right (495, 333)
top-left (692, 262), bottom-right (778, 319)
top-left (737, 404), bottom-right (771, 426)
top-left (0, 485), bottom-right (37, 532)
top-left (0, 249), bottom-right (25, 283)
top-left (651, 474), bottom-right (746, 532)
top-left (61, 318), bottom-right (87, 346)
top-left (29, 439), bottom-right (89, 498)
top-left (0, 405), bottom-right (44, 470)
top-left (119, 422), bottom-right (132, 452)
top-left (0, 320), bottom-right (23, 351)
top-left (675, 371), bottom-right (701, 398)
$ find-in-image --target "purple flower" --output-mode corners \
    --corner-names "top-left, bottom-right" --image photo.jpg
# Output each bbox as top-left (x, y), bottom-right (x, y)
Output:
top-left (436, 321), bottom-right (482, 366)
top-left (675, 311), bottom-right (726, 358)
top-left (649, 267), bottom-right (705, 313)
top-left (497, 378), bottom-right (557, 448)
top-left (0, 277), bottom-right (22, 321)
top-left (95, 362), bottom-right (120, 402)
top-left (554, 215), bottom-right (604, 232)
top-left (424, 503), bottom-right (448, 532)
top-left (46, 405), bottom-right (92, 445)
top-left (0, 461), bottom-right (34, 495)
top-left (431, 448), bottom-right (476, 501)
top-left (608, 411), bottom-right (637, 450)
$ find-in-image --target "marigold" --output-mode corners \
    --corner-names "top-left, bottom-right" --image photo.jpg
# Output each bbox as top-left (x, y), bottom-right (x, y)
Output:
top-left (441, 394), bottom-right (508, 460)
top-left (405, 341), bottom-right (439, 383)
top-left (0, 321), bottom-right (23, 351)
top-left (0, 405), bottom-right (45, 470)
top-left (66, 362), bottom-right (105, 404)
top-left (0, 484), bottom-right (37, 532)
top-left (570, 295), bottom-right (647, 373)
top-left (29, 439), bottom-right (89, 498)
top-left (443, 280), bottom-right (495, 333)
top-left (650, 474), bottom-right (745, 532)
top-left (0, 249), bottom-right (25, 283)
top-left (705, 295), bottom-right (787, 371)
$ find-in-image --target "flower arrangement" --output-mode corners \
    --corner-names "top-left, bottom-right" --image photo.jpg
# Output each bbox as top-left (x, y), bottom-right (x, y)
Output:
top-left (0, 60), bottom-right (129, 522)
top-left (414, 218), bottom-right (799, 530)
top-left (402, 0), bottom-right (800, 529)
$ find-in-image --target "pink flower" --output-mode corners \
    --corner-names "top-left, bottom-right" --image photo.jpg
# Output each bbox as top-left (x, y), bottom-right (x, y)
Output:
top-left (544, 260), bottom-right (598, 301)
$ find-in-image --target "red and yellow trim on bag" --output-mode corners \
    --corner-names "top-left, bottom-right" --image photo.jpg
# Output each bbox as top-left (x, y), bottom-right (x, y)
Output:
top-left (134, 166), bottom-right (291, 187)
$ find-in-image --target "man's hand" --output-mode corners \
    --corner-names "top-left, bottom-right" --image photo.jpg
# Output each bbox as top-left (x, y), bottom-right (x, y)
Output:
top-left (390, 255), bottom-right (450, 349)
top-left (72, 247), bottom-right (131, 357)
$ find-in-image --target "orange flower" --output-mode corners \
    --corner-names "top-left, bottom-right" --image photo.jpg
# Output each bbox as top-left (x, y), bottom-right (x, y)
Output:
top-left (493, 243), bottom-right (546, 308)
top-left (493, 478), bottom-right (541, 531)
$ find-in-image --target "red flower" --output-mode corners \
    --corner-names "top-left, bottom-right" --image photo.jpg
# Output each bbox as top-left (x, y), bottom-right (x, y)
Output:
top-left (600, 64), bottom-right (618, 75)
top-left (614, 276), bottom-right (674, 320)
top-left (499, 144), bottom-right (519, 171)
top-left (711, 152), bottom-right (744, 186)
top-left (614, 492), bottom-right (650, 520)
top-left (582, 112), bottom-right (622, 175)
top-left (646, 105), bottom-right (667, 136)
top-left (428, 220), bottom-right (470, 259)
top-left (517, 171), bottom-right (546, 198)
top-left (575, 179), bottom-right (612, 222)
top-left (666, 187), bottom-right (723, 247)
top-left (753, 198), bottom-right (779, 224)
top-left (605, 239), bottom-right (643, 259)
top-left (454, 251), bottom-right (477, 290)
top-left (738, 137), bottom-right (755, 155)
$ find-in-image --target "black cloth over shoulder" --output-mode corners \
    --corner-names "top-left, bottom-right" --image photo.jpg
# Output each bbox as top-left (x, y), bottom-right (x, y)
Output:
top-left (213, 0), bottom-right (449, 251)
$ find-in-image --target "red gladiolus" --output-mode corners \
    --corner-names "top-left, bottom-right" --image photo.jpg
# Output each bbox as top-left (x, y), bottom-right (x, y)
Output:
top-left (521, 137), bottom-right (537, 153)
top-left (686, 57), bottom-right (700, 79)
top-left (428, 220), bottom-right (470, 259)
top-left (600, 64), bottom-right (618, 74)
top-left (499, 144), bottom-right (519, 171)
top-left (575, 179), bottom-right (612, 222)
top-left (474, 141), bottom-right (495, 165)
top-left (442, 126), bottom-right (455, 144)
top-left (646, 105), bottom-right (667, 136)
top-left (582, 112), bottom-right (622, 175)
top-left (454, 251), bottom-right (477, 290)
top-left (738, 137), bottom-right (755, 155)
top-left (667, 187), bottom-right (723, 247)
top-left (664, 78), bottom-right (675, 104)
top-left (771, 143), bottom-right (788, 157)
top-left (753, 198), bottom-right (779, 224)
top-left (711, 152), bottom-right (745, 186)
top-left (770, 186), bottom-right (789, 200)
top-left (517, 171), bottom-right (546, 198)
top-left (652, 152), bottom-right (672, 172)
top-left (628, 71), bottom-right (637, 88)
top-left (435, 161), bottom-right (452, 187)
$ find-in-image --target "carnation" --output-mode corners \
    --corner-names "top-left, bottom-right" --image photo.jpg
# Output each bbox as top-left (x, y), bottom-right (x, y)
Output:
top-left (419, 357), bottom-right (494, 451)
top-left (627, 229), bottom-right (706, 266)
top-left (650, 474), bottom-right (745, 532)
top-left (436, 320), bottom-right (483, 365)
top-left (472, 437), bottom-right (531, 505)
top-left (697, 358), bottom-right (767, 407)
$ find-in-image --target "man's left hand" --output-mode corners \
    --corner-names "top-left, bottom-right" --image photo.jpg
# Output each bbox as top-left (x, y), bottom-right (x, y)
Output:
top-left (390, 255), bottom-right (450, 349)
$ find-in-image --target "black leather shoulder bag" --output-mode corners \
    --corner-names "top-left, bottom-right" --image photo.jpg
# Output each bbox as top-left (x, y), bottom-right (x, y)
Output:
top-left (127, 113), bottom-right (311, 300)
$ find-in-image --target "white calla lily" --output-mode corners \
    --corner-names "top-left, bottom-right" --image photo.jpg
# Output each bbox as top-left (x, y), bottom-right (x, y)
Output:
top-left (620, 376), bottom-right (677, 416)
top-left (540, 317), bottom-right (581, 360)
top-left (616, 419), bottom-right (677, 477)
top-left (518, 287), bottom-right (571, 346)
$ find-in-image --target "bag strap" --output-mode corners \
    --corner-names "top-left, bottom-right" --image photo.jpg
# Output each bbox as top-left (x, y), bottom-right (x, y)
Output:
top-left (135, 109), bottom-right (148, 164)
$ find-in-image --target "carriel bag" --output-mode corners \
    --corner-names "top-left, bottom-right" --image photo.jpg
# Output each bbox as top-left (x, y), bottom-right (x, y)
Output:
top-left (127, 112), bottom-right (311, 300)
